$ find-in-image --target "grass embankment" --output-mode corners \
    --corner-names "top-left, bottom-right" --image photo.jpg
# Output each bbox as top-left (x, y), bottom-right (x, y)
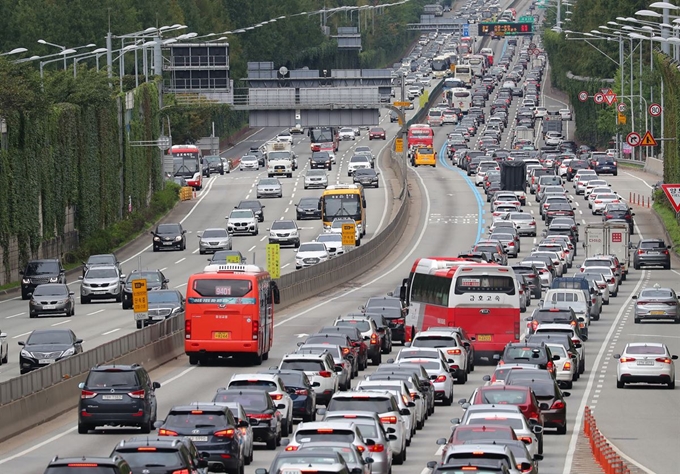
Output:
top-left (653, 199), bottom-right (680, 250)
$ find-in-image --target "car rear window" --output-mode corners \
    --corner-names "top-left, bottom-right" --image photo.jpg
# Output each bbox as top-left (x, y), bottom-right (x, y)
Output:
top-left (520, 381), bottom-right (556, 397)
top-left (454, 426), bottom-right (515, 442)
top-left (640, 241), bottom-right (665, 249)
top-left (626, 345), bottom-right (665, 355)
top-left (335, 320), bottom-right (370, 331)
top-left (164, 411), bottom-right (228, 429)
top-left (412, 336), bottom-right (457, 348)
top-left (548, 292), bottom-right (581, 302)
top-left (467, 416), bottom-right (524, 431)
top-left (213, 391), bottom-right (267, 410)
top-left (327, 397), bottom-right (394, 413)
top-left (295, 429), bottom-right (355, 443)
top-left (280, 360), bottom-right (325, 372)
top-left (228, 380), bottom-right (277, 391)
top-left (45, 468), bottom-right (119, 474)
top-left (534, 310), bottom-right (573, 323)
top-left (113, 450), bottom-right (183, 469)
top-left (477, 389), bottom-right (528, 405)
top-left (86, 370), bottom-right (138, 387)
top-left (639, 289), bottom-right (674, 298)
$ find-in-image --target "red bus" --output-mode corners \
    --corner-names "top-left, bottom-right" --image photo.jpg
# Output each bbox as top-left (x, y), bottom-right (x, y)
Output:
top-left (400, 257), bottom-right (521, 362)
top-left (185, 264), bottom-right (280, 366)
top-left (407, 124), bottom-right (434, 153)
top-left (171, 144), bottom-right (204, 190)
top-left (309, 127), bottom-right (339, 152)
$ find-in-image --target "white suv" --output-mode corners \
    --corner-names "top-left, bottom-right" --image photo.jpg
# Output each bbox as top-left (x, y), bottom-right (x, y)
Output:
top-left (226, 373), bottom-right (295, 435)
top-left (347, 155), bottom-right (372, 176)
top-left (408, 329), bottom-right (470, 383)
top-left (226, 209), bottom-right (258, 236)
top-left (278, 352), bottom-right (339, 405)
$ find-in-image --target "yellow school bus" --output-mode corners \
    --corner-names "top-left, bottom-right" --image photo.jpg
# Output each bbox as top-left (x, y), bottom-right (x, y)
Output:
top-left (320, 184), bottom-right (367, 237)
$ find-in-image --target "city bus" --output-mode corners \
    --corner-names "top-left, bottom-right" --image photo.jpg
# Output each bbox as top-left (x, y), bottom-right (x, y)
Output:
top-left (407, 124), bottom-right (434, 149)
top-left (467, 54), bottom-right (487, 78)
top-left (400, 258), bottom-right (521, 362)
top-left (453, 65), bottom-right (473, 88)
top-left (320, 184), bottom-right (367, 237)
top-left (184, 264), bottom-right (280, 366)
top-left (446, 88), bottom-right (472, 113)
top-left (431, 55), bottom-right (452, 78)
top-left (310, 127), bottom-right (339, 152)
top-left (171, 144), bottom-right (203, 190)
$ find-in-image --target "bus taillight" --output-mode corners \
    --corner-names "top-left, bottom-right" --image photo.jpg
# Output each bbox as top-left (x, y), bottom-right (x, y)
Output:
top-left (185, 320), bottom-right (191, 339)
top-left (252, 320), bottom-right (259, 340)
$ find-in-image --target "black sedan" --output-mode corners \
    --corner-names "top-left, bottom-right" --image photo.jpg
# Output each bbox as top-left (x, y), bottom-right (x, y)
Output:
top-left (151, 223), bottom-right (186, 251)
top-left (295, 197), bottom-right (321, 220)
top-left (122, 270), bottom-right (169, 310)
top-left (603, 203), bottom-right (634, 233)
top-left (18, 329), bottom-right (83, 374)
top-left (353, 169), bottom-right (380, 188)
top-left (29, 283), bottom-right (75, 318)
top-left (136, 289), bottom-right (185, 329)
top-left (236, 200), bottom-right (265, 222)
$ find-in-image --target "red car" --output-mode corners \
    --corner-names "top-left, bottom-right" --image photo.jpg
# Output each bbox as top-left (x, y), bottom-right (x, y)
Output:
top-left (468, 385), bottom-right (545, 427)
top-left (369, 127), bottom-right (386, 140)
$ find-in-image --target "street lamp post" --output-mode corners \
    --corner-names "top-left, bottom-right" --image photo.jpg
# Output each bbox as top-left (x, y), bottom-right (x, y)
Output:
top-left (0, 47), bottom-right (27, 57)
top-left (72, 48), bottom-right (108, 77)
top-left (39, 49), bottom-right (77, 83)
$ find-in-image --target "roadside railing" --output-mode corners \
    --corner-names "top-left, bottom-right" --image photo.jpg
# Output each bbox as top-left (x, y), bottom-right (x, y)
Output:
top-left (584, 406), bottom-right (643, 474)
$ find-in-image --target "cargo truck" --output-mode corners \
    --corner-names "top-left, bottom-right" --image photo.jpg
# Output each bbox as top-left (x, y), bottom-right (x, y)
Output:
top-left (583, 222), bottom-right (631, 279)
top-left (266, 141), bottom-right (297, 178)
top-left (500, 160), bottom-right (527, 205)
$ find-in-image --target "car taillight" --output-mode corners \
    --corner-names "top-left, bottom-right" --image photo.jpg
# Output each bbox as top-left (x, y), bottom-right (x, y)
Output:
top-left (369, 444), bottom-right (386, 452)
top-left (394, 319), bottom-right (405, 325)
top-left (410, 392), bottom-right (418, 401)
top-left (159, 428), bottom-right (178, 436)
top-left (663, 249), bottom-right (670, 255)
top-left (270, 393), bottom-right (283, 400)
top-left (185, 320), bottom-right (191, 339)
top-left (215, 428), bottom-right (235, 438)
top-left (636, 301), bottom-right (650, 305)
top-left (295, 389), bottom-right (309, 395)
top-left (319, 371), bottom-right (332, 378)
top-left (342, 347), bottom-right (350, 355)
top-left (285, 446), bottom-right (299, 451)
top-left (563, 361), bottom-right (572, 371)
top-left (172, 470), bottom-right (190, 474)
top-left (620, 357), bottom-right (636, 363)
top-left (80, 390), bottom-right (96, 399)
top-left (547, 361), bottom-right (554, 372)
top-left (249, 413), bottom-right (273, 419)
top-left (370, 333), bottom-right (379, 345)
top-left (551, 400), bottom-right (565, 410)
top-left (128, 390), bottom-right (145, 399)
top-left (609, 278), bottom-right (615, 284)
top-left (447, 348), bottom-right (462, 355)
top-left (380, 416), bottom-right (398, 424)
top-left (508, 241), bottom-right (515, 247)
top-left (434, 374), bottom-right (448, 383)
top-left (252, 320), bottom-right (259, 340)
top-left (519, 436), bottom-right (533, 444)
top-left (656, 357), bottom-right (673, 364)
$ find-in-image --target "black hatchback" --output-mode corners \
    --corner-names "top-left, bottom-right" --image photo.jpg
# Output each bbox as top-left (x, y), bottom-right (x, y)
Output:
top-left (151, 223), bottom-right (186, 252)
top-left (495, 342), bottom-right (557, 375)
top-left (296, 197), bottom-right (321, 220)
top-left (157, 404), bottom-right (244, 473)
top-left (78, 364), bottom-right (160, 434)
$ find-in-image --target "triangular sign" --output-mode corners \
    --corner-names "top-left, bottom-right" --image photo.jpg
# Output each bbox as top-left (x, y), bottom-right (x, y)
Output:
top-left (662, 184), bottom-right (680, 212)
top-left (640, 131), bottom-right (658, 146)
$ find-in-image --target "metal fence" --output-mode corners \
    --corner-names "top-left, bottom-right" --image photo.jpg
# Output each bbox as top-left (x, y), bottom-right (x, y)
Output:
top-left (0, 315), bottom-right (183, 405)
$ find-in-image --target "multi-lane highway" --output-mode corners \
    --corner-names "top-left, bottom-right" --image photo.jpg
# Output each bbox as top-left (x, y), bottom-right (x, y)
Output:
top-left (1, 3), bottom-right (679, 474)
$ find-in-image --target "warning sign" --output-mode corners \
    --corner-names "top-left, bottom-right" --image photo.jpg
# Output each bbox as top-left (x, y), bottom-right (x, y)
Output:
top-left (661, 184), bottom-right (680, 212)
top-left (640, 131), bottom-right (657, 147)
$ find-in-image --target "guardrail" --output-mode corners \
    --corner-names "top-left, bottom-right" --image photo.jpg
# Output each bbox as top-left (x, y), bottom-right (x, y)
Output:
top-left (0, 75), bottom-right (445, 443)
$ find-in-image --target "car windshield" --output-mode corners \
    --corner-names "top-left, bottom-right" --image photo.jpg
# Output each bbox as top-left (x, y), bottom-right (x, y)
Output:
top-left (242, 156), bottom-right (258, 162)
top-left (259, 179), bottom-right (279, 186)
top-left (147, 291), bottom-right (181, 304)
top-left (239, 201), bottom-right (260, 209)
top-left (87, 255), bottom-right (114, 265)
top-left (299, 198), bottom-right (319, 207)
top-left (355, 170), bottom-right (375, 176)
top-left (213, 391), bottom-right (267, 409)
top-left (316, 235), bottom-right (341, 243)
top-left (205, 156), bottom-right (220, 163)
top-left (113, 450), bottom-right (184, 469)
top-left (299, 243), bottom-right (326, 252)
top-left (25, 261), bottom-right (60, 275)
top-left (85, 268), bottom-right (118, 279)
top-left (350, 156), bottom-right (369, 163)
top-left (27, 330), bottom-right (71, 345)
top-left (202, 229), bottom-right (229, 238)
top-left (31, 283), bottom-right (68, 297)
top-left (230, 210), bottom-right (254, 219)
top-left (272, 221), bottom-right (296, 230)
top-left (85, 370), bottom-right (137, 387)
top-left (626, 345), bottom-right (666, 355)
top-left (157, 224), bottom-right (180, 234)
top-left (128, 272), bottom-right (161, 284)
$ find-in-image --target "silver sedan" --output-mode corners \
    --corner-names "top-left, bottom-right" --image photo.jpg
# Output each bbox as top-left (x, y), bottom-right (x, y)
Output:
top-left (198, 228), bottom-right (232, 254)
top-left (633, 286), bottom-right (680, 323)
top-left (256, 178), bottom-right (283, 198)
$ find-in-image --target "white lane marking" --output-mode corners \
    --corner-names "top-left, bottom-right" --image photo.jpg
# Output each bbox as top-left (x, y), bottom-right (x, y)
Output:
top-left (160, 267), bottom-right (167, 272)
top-left (12, 331), bottom-right (31, 339)
top-left (192, 248), bottom-right (199, 254)
top-left (121, 175), bottom-right (218, 265)
top-left (174, 258), bottom-right (186, 264)
top-left (374, 141), bottom-right (393, 234)
top-left (5, 312), bottom-right (24, 319)
top-left (174, 283), bottom-right (187, 289)
top-left (0, 426), bottom-right (78, 465)
top-left (628, 333), bottom-right (680, 338)
top-left (248, 245), bottom-right (256, 252)
top-left (51, 319), bottom-right (71, 327)
top-left (282, 263), bottom-right (290, 269)
top-left (102, 328), bottom-right (121, 336)
top-left (260, 236), bottom-right (267, 241)
top-left (0, 296), bottom-right (20, 304)
top-left (285, 208), bottom-right (289, 213)
top-left (273, 159), bottom-right (432, 329)
top-left (562, 270), bottom-right (647, 473)
top-left (87, 310), bottom-right (105, 316)
top-left (623, 171), bottom-right (653, 189)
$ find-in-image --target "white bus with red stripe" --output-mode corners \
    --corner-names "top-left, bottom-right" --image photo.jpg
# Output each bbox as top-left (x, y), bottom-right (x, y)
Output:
top-left (400, 258), bottom-right (521, 362)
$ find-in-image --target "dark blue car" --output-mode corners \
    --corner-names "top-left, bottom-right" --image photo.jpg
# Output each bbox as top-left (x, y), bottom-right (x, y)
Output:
top-left (259, 369), bottom-right (318, 422)
top-left (590, 154), bottom-right (618, 175)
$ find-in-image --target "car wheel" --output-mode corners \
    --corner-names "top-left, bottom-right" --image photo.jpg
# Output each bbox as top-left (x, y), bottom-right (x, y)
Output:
top-left (77, 423), bottom-right (91, 434)
top-left (616, 379), bottom-right (624, 389)
top-left (1, 350), bottom-right (7, 364)
top-left (634, 317), bottom-right (641, 324)
top-left (122, 298), bottom-right (131, 310)
top-left (393, 448), bottom-right (406, 465)
top-left (556, 423), bottom-right (567, 435)
top-left (140, 418), bottom-right (152, 434)
top-left (136, 320), bottom-right (143, 329)
top-left (81, 296), bottom-right (90, 305)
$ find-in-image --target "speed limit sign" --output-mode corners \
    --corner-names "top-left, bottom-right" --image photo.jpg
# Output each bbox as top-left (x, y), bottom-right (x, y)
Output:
top-left (649, 103), bottom-right (662, 117)
top-left (578, 91), bottom-right (588, 102)
top-left (593, 93), bottom-right (605, 104)
top-left (617, 102), bottom-right (626, 113)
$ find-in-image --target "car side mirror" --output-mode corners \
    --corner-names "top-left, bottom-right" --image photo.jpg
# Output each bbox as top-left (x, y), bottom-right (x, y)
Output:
top-left (450, 417), bottom-right (460, 425)
top-left (277, 403), bottom-right (286, 410)
top-left (317, 407), bottom-right (327, 416)
top-left (436, 437), bottom-right (447, 445)
top-left (553, 354), bottom-right (561, 360)
top-left (539, 402), bottom-right (550, 410)
top-left (78, 276), bottom-right (83, 280)
top-left (388, 434), bottom-right (398, 441)
top-left (482, 375), bottom-right (491, 382)
top-left (312, 381), bottom-right (321, 387)
top-left (153, 381), bottom-right (161, 389)
top-left (154, 420), bottom-right (164, 429)
top-left (399, 408), bottom-right (411, 416)
top-left (255, 469), bottom-right (268, 474)
top-left (238, 419), bottom-right (249, 428)
top-left (404, 342), bottom-right (411, 347)
top-left (673, 355), bottom-right (679, 360)
top-left (334, 366), bottom-right (344, 373)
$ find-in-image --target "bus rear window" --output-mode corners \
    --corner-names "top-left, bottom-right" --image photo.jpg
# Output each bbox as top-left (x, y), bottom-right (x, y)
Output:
top-left (454, 276), bottom-right (515, 294)
top-left (192, 279), bottom-right (252, 297)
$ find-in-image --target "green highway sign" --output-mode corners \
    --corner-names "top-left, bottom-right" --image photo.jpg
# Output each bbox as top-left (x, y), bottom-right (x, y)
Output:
top-left (519, 16), bottom-right (535, 22)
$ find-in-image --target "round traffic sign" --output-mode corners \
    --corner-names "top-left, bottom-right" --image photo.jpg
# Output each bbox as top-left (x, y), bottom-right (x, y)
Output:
top-left (578, 91), bottom-right (588, 102)
top-left (594, 93), bottom-right (605, 104)
top-left (649, 103), bottom-right (662, 117)
top-left (617, 102), bottom-right (626, 113)
top-left (157, 135), bottom-right (170, 150)
top-left (529, 43), bottom-right (537, 49)
top-left (626, 132), bottom-right (641, 147)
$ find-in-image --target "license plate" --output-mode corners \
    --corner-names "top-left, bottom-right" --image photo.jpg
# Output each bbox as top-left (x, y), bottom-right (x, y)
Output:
top-left (102, 394), bottom-right (123, 400)
top-left (637, 360), bottom-right (654, 366)
top-left (476, 334), bottom-right (492, 342)
top-left (152, 315), bottom-right (165, 320)
top-left (189, 436), bottom-right (208, 442)
top-left (648, 251), bottom-right (659, 255)
top-left (42, 305), bottom-right (56, 310)
top-left (213, 331), bottom-right (231, 339)
top-left (163, 242), bottom-right (173, 246)
top-left (39, 359), bottom-right (55, 364)
top-left (651, 310), bottom-right (666, 315)
top-left (93, 291), bottom-right (107, 294)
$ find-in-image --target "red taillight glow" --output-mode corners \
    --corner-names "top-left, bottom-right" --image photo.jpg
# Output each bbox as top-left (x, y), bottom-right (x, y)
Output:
top-left (369, 444), bottom-right (385, 452)
top-left (68, 464), bottom-right (100, 467)
top-left (185, 320), bottom-right (191, 339)
top-left (249, 413), bottom-right (273, 419)
top-left (319, 371), bottom-right (332, 378)
top-left (620, 357), bottom-right (636, 363)
top-left (563, 361), bottom-right (572, 370)
top-left (159, 428), bottom-right (178, 436)
top-left (295, 389), bottom-right (309, 396)
top-left (270, 393), bottom-right (283, 400)
top-left (285, 446), bottom-right (299, 451)
top-left (342, 347), bottom-right (350, 355)
top-left (80, 390), bottom-right (96, 399)
top-left (518, 436), bottom-right (533, 444)
top-left (356, 445), bottom-right (366, 453)
top-left (447, 349), bottom-right (462, 355)
top-left (371, 333), bottom-right (379, 345)
top-left (252, 320), bottom-right (259, 340)
top-left (656, 357), bottom-right (673, 364)
top-left (128, 389), bottom-right (145, 399)
top-left (215, 428), bottom-right (235, 438)
top-left (551, 400), bottom-right (566, 410)
top-left (172, 470), bottom-right (190, 474)
top-left (380, 416), bottom-right (398, 424)
top-left (434, 375), bottom-right (448, 383)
